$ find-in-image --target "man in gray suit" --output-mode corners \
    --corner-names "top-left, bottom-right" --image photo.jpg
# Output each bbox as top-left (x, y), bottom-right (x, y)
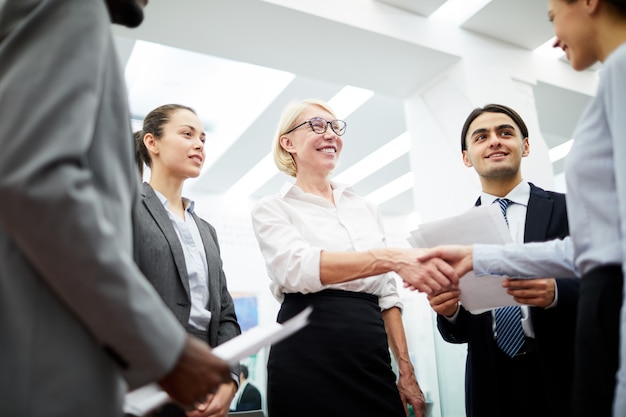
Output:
top-left (0, 0), bottom-right (231, 416)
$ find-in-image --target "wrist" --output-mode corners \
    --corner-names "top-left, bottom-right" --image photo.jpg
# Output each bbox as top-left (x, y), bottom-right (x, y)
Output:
top-left (370, 248), bottom-right (396, 273)
top-left (444, 303), bottom-right (459, 318)
top-left (396, 357), bottom-right (415, 374)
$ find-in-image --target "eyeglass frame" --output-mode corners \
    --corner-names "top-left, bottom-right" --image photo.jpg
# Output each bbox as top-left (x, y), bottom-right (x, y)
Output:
top-left (283, 117), bottom-right (347, 136)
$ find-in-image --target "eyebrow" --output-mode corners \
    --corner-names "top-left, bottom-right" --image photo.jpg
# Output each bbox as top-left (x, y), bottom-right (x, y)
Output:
top-left (470, 124), bottom-right (516, 138)
top-left (179, 124), bottom-right (206, 137)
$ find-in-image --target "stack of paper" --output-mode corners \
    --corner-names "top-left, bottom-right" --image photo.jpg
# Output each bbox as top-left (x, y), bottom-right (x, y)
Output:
top-left (124, 306), bottom-right (312, 416)
top-left (409, 204), bottom-right (519, 314)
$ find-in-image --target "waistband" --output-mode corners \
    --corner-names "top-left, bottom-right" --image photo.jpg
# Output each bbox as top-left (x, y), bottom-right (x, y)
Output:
top-left (283, 288), bottom-right (377, 304)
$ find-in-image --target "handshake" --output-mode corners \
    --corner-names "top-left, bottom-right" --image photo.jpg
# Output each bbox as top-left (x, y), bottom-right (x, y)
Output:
top-left (394, 245), bottom-right (474, 294)
top-left (397, 245), bottom-right (558, 316)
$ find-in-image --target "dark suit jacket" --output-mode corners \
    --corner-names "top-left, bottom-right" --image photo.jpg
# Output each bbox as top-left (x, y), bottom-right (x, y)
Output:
top-left (133, 183), bottom-right (241, 368)
top-left (437, 183), bottom-right (579, 417)
top-left (236, 382), bottom-right (262, 411)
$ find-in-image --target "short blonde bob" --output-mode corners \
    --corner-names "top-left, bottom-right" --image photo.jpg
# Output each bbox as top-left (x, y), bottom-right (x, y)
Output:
top-left (272, 99), bottom-right (338, 178)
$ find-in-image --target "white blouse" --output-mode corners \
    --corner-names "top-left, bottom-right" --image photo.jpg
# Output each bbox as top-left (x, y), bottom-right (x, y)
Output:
top-left (251, 181), bottom-right (402, 311)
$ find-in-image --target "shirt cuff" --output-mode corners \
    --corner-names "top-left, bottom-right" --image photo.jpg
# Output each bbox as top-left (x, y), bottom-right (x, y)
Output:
top-left (546, 281), bottom-right (559, 309)
top-left (443, 305), bottom-right (460, 323)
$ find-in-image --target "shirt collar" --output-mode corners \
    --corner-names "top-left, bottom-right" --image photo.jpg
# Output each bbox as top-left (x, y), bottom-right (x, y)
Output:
top-left (153, 188), bottom-right (195, 213)
top-left (279, 180), bottom-right (351, 198)
top-left (481, 180), bottom-right (530, 207)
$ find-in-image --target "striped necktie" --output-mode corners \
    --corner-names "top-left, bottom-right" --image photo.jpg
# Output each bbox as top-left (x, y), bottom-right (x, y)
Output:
top-left (493, 198), bottom-right (525, 357)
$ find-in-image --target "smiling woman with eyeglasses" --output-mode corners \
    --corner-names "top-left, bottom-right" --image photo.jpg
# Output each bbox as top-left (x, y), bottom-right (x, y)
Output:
top-left (249, 98), bottom-right (457, 417)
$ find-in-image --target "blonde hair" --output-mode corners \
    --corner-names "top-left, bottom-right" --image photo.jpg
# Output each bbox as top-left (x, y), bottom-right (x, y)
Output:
top-left (272, 99), bottom-right (338, 177)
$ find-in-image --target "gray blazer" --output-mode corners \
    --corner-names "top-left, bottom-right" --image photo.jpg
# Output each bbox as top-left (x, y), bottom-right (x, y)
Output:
top-left (0, 1), bottom-right (186, 416)
top-left (134, 184), bottom-right (241, 372)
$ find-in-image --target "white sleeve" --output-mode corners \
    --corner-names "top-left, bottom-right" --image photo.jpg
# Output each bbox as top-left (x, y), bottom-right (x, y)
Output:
top-left (473, 237), bottom-right (578, 278)
top-left (251, 198), bottom-right (326, 294)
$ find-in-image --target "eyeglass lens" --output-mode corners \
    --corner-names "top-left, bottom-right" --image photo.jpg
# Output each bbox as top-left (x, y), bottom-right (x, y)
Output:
top-left (309, 118), bottom-right (346, 135)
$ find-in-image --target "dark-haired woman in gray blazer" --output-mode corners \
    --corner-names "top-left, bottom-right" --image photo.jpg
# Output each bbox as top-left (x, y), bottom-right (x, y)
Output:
top-left (134, 104), bottom-right (241, 417)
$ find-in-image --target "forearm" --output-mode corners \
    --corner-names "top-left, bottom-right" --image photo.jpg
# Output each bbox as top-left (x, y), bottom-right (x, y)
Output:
top-left (383, 307), bottom-right (426, 416)
top-left (320, 249), bottom-right (403, 285)
top-left (474, 238), bottom-right (577, 278)
top-left (382, 307), bottom-right (413, 372)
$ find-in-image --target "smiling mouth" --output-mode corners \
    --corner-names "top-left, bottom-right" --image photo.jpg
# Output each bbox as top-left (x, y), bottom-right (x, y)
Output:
top-left (319, 147), bottom-right (336, 154)
top-left (486, 152), bottom-right (507, 159)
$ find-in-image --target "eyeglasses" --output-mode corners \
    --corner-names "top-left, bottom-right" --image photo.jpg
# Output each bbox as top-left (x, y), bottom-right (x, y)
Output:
top-left (284, 117), bottom-right (347, 136)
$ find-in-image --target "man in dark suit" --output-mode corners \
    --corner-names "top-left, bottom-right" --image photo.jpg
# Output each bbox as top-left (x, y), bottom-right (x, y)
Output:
top-left (427, 104), bottom-right (578, 417)
top-left (0, 1), bottom-right (231, 416)
top-left (233, 365), bottom-right (262, 412)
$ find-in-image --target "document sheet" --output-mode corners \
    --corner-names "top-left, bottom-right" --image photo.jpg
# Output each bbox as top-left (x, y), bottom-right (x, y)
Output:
top-left (124, 306), bottom-right (312, 416)
top-left (409, 204), bottom-right (520, 314)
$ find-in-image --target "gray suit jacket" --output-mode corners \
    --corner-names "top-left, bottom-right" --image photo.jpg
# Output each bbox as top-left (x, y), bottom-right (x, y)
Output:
top-left (134, 184), bottom-right (241, 371)
top-left (0, 1), bottom-right (186, 416)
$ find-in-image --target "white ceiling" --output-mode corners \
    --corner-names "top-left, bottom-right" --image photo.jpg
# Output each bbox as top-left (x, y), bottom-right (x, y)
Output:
top-left (103, 0), bottom-right (595, 216)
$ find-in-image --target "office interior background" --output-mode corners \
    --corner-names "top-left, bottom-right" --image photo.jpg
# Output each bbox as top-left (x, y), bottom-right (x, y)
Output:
top-left (35, 0), bottom-right (600, 415)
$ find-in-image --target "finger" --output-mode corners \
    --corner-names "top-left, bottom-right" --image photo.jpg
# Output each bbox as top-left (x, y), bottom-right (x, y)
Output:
top-left (415, 263), bottom-right (450, 292)
top-left (195, 401), bottom-right (209, 411)
top-left (416, 248), bottom-right (438, 262)
top-left (422, 271), bottom-right (450, 295)
top-left (505, 281), bottom-right (537, 292)
top-left (513, 296), bottom-right (543, 306)
top-left (432, 258), bottom-right (459, 285)
top-left (508, 288), bottom-right (543, 299)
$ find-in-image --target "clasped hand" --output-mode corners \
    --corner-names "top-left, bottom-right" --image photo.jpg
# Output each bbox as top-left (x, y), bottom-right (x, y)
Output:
top-left (394, 247), bottom-right (464, 294)
top-left (399, 245), bottom-right (473, 294)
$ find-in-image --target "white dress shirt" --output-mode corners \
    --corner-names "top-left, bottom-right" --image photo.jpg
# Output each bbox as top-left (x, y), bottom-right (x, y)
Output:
top-left (251, 181), bottom-right (402, 311)
top-left (481, 181), bottom-right (540, 338)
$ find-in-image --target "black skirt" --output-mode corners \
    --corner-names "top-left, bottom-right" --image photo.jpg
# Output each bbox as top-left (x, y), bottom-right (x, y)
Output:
top-left (572, 264), bottom-right (623, 417)
top-left (267, 289), bottom-right (405, 417)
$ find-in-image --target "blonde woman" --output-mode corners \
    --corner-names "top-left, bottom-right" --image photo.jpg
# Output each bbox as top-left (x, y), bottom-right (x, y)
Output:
top-left (251, 99), bottom-right (458, 417)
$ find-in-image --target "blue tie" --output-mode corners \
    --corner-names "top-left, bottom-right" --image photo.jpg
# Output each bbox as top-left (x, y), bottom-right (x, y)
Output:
top-left (493, 198), bottom-right (525, 357)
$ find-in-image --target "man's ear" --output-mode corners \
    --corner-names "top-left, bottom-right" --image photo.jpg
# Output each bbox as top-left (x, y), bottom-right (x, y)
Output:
top-left (143, 133), bottom-right (158, 155)
top-left (522, 137), bottom-right (530, 157)
top-left (462, 150), bottom-right (473, 168)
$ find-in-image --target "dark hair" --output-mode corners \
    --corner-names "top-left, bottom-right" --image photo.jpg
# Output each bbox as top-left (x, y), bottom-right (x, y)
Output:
top-left (134, 104), bottom-right (196, 175)
top-left (605, 0), bottom-right (626, 11)
top-left (460, 104), bottom-right (528, 152)
top-left (134, 130), bottom-right (146, 177)
top-left (563, 0), bottom-right (626, 13)
top-left (241, 364), bottom-right (249, 379)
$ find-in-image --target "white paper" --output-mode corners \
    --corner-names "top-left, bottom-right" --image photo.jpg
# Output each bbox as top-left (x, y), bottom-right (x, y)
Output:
top-left (124, 306), bottom-right (312, 416)
top-left (409, 204), bottom-right (520, 314)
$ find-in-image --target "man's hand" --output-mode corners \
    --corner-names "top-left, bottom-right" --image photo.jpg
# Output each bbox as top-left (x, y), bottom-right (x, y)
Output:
top-left (158, 336), bottom-right (231, 408)
top-left (417, 245), bottom-right (473, 278)
top-left (427, 288), bottom-right (461, 317)
top-left (187, 381), bottom-right (237, 417)
top-left (503, 278), bottom-right (556, 308)
top-left (395, 249), bottom-right (459, 294)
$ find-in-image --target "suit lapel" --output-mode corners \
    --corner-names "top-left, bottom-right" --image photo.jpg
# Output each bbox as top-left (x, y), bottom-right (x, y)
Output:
top-left (523, 183), bottom-right (553, 243)
top-left (141, 183), bottom-right (191, 298)
top-left (476, 185), bottom-right (553, 243)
